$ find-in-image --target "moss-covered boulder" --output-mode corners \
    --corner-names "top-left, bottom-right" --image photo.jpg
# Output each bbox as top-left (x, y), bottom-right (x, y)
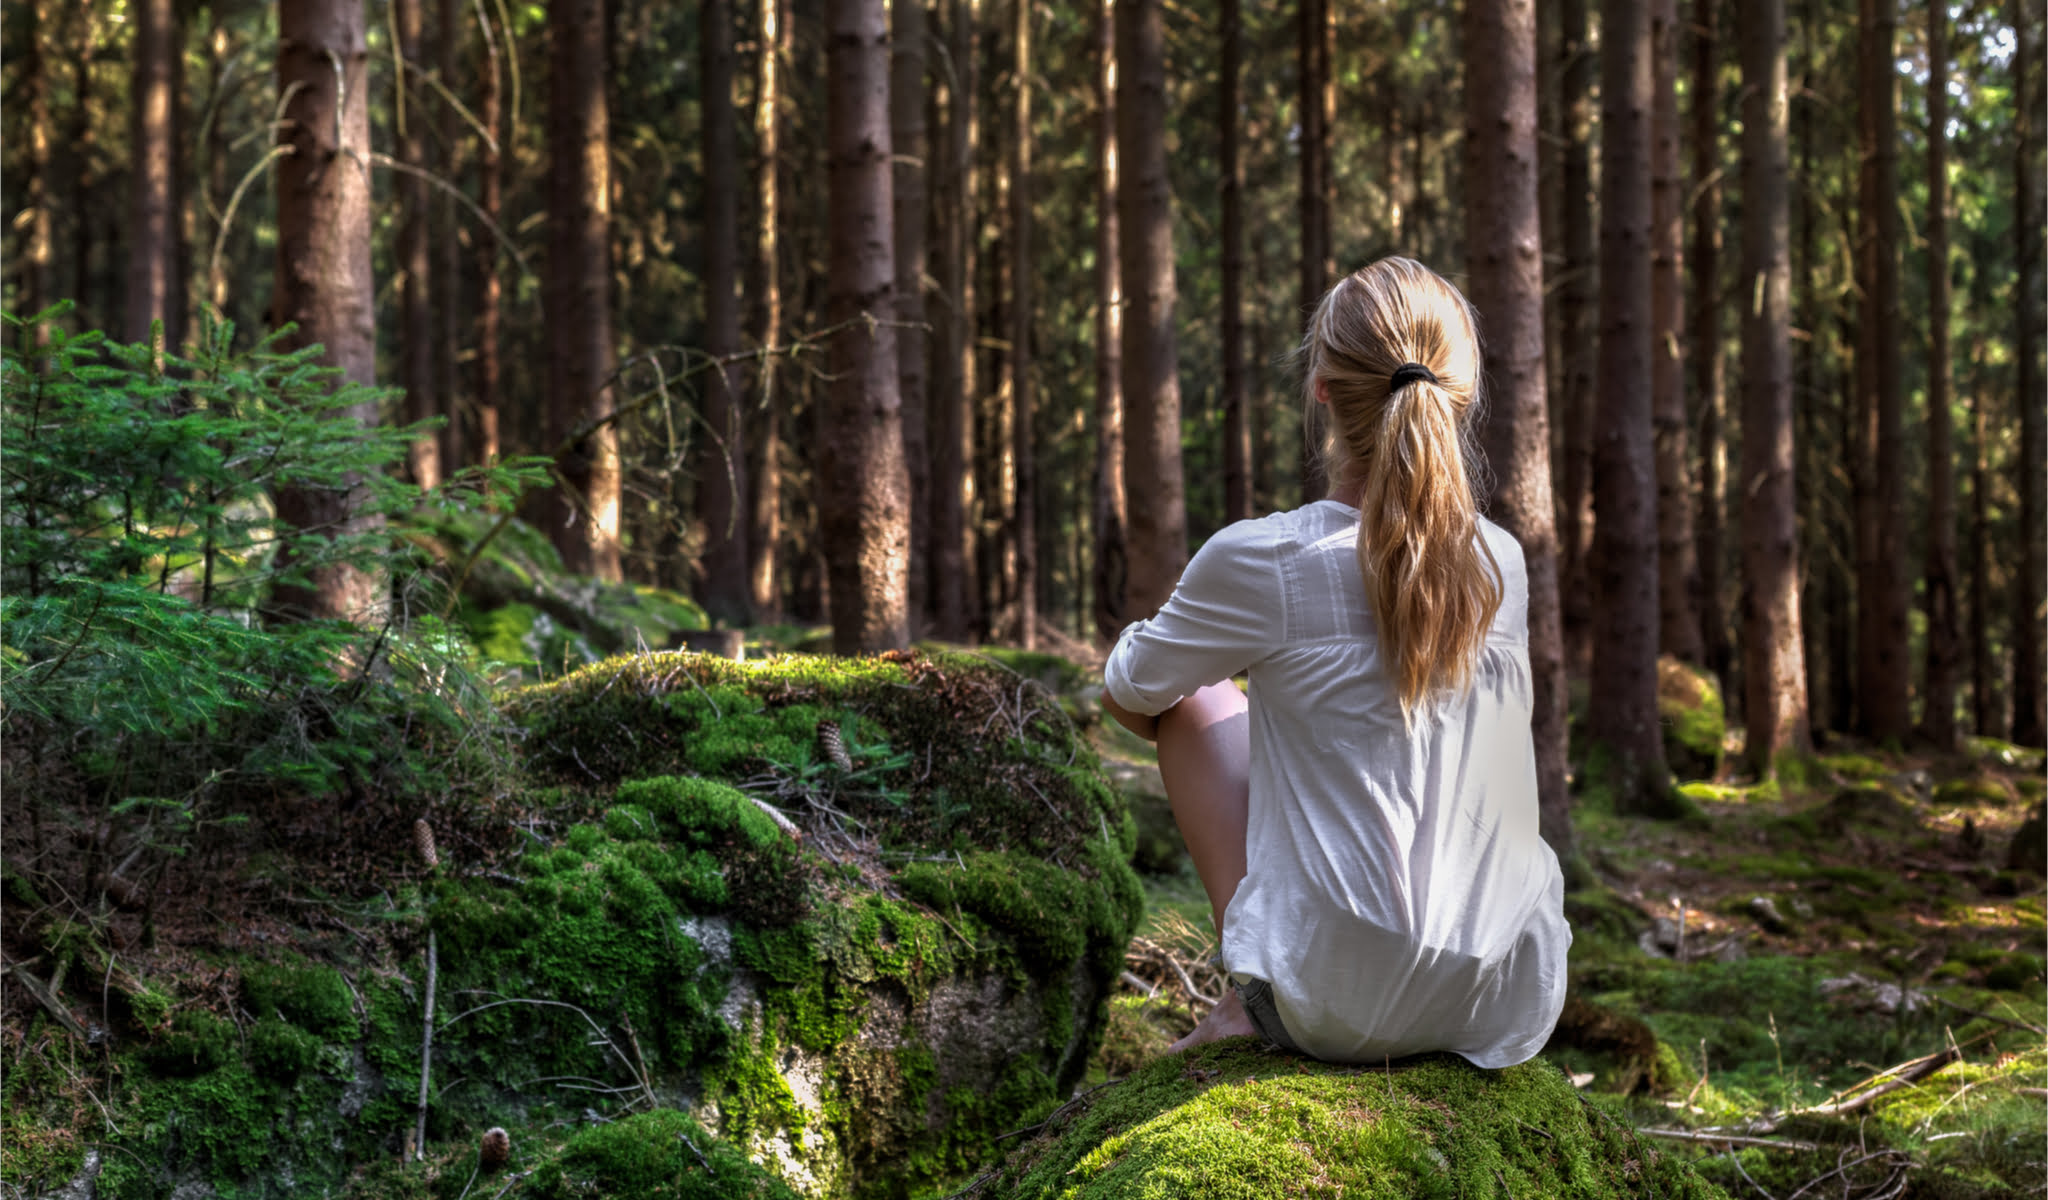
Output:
top-left (1658, 656), bottom-right (1725, 783)
top-left (60, 650), bottom-right (1142, 1200)
top-left (979, 1041), bottom-right (1730, 1198)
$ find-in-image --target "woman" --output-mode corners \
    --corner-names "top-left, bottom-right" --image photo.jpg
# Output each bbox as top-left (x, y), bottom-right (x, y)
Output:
top-left (1101, 257), bottom-right (1569, 1066)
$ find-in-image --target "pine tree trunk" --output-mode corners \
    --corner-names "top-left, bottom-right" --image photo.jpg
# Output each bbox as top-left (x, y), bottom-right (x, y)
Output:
top-left (435, 0), bottom-right (466, 473)
top-left (125, 0), bottom-right (179, 347)
top-left (699, 0), bottom-right (752, 624)
top-left (1220, 0), bottom-right (1250, 525)
top-left (1853, 0), bottom-right (1909, 741)
top-left (1738, 0), bottom-right (1811, 772)
top-left (1556, 0), bottom-right (1597, 678)
top-left (1689, 0), bottom-right (1731, 692)
top-left (823, 0), bottom-right (911, 653)
top-left (473, 0), bottom-right (504, 465)
top-left (1589, 0), bottom-right (1674, 809)
top-left (746, 0), bottom-right (786, 619)
top-left (1464, 0), bottom-right (1576, 865)
top-left (929, 0), bottom-right (978, 641)
top-left (1920, 1), bottom-right (1960, 751)
top-left (20, 0), bottom-right (53, 322)
top-left (2012, 2), bottom-right (2047, 747)
top-left (1650, 0), bottom-right (1702, 665)
top-left (1010, 0), bottom-right (1037, 649)
top-left (1969, 370), bottom-right (2003, 738)
top-left (1116, 0), bottom-right (1188, 620)
top-left (1091, 0), bottom-right (1127, 642)
top-left (271, 0), bottom-right (382, 624)
top-left (396, 0), bottom-right (441, 490)
top-left (541, 0), bottom-right (623, 581)
top-left (892, 0), bottom-right (931, 634)
top-left (1296, 0), bottom-right (1328, 503)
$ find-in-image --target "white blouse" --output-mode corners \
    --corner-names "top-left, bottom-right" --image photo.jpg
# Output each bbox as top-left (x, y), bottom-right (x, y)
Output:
top-left (1104, 500), bottom-right (1570, 1068)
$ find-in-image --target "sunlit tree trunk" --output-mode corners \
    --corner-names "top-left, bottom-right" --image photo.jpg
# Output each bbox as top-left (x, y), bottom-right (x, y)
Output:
top-left (1650, 0), bottom-right (1701, 665)
top-left (698, 0), bottom-right (751, 624)
top-left (1010, 0), bottom-right (1036, 648)
top-left (1690, 0), bottom-right (1731, 691)
top-left (2013, 1), bottom-right (2046, 747)
top-left (1556, 0), bottom-right (1597, 677)
top-left (746, 0), bottom-right (786, 618)
top-left (271, 0), bottom-right (382, 624)
top-left (1464, 0), bottom-right (1575, 865)
top-left (929, 0), bottom-right (978, 641)
top-left (1853, 0), bottom-right (1909, 741)
top-left (823, 0), bottom-right (911, 652)
top-left (435, 0), bottom-right (466, 473)
top-left (1969, 360), bottom-right (2003, 738)
top-left (19, 0), bottom-right (54, 323)
top-left (1220, 0), bottom-right (1250, 525)
top-left (1738, 0), bottom-right (1811, 772)
top-left (539, 0), bottom-right (623, 580)
top-left (893, 0), bottom-right (931, 635)
top-left (1921, 1), bottom-right (1960, 751)
top-left (1116, 0), bottom-right (1187, 619)
top-left (1296, 0), bottom-right (1329, 502)
top-left (126, 0), bottom-right (180, 348)
top-left (1589, 0), bottom-right (1674, 809)
top-left (472, 0), bottom-right (503, 465)
top-left (395, 0), bottom-right (440, 489)
top-left (1091, 0), bottom-right (1127, 642)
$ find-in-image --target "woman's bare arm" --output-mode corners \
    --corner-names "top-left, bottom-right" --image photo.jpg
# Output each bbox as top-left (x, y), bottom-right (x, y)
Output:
top-left (1100, 688), bottom-right (1162, 742)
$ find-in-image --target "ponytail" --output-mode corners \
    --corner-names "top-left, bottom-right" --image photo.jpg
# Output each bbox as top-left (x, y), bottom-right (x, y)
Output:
top-left (1302, 258), bottom-right (1503, 722)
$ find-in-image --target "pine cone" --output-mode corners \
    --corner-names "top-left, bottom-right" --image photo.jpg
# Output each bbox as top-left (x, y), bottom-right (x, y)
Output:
top-left (413, 819), bottom-right (440, 871)
top-left (818, 721), bottom-right (852, 771)
top-left (479, 1126), bottom-right (511, 1173)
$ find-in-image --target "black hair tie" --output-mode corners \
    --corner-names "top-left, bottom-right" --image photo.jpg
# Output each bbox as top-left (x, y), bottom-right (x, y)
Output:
top-left (1388, 362), bottom-right (1438, 392)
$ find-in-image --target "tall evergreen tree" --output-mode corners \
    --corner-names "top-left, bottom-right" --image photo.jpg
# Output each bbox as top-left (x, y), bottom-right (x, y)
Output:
top-left (125, 0), bottom-right (180, 348)
top-left (396, 0), bottom-right (439, 490)
top-left (1690, 0), bottom-right (1731, 688)
top-left (1091, 0), bottom-right (1127, 640)
top-left (892, 0), bottom-right (930, 633)
top-left (699, 0), bottom-right (751, 624)
top-left (1651, 0), bottom-right (1703, 665)
top-left (1220, 0), bottom-right (1251, 525)
top-left (746, 0), bottom-right (787, 618)
top-left (2013, 2), bottom-right (2046, 747)
top-left (1921, 0), bottom-right (1960, 751)
top-left (1010, 0), bottom-right (1037, 648)
top-left (1556, 0), bottom-right (1598, 675)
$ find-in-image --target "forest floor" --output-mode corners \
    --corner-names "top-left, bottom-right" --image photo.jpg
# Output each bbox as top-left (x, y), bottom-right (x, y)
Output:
top-left (1092, 706), bottom-right (2048, 1198)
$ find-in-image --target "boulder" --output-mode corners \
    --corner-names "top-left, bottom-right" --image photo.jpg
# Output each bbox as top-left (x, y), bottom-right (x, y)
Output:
top-left (1657, 656), bottom-right (1725, 783)
top-left (73, 651), bottom-right (1143, 1200)
top-left (981, 1040), bottom-right (1730, 1199)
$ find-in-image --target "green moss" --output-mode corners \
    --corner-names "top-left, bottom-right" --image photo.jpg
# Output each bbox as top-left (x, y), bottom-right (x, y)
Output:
top-left (247, 1016), bottom-right (322, 1080)
top-left (136, 1008), bottom-right (239, 1077)
top-left (1658, 656), bottom-right (1726, 783)
top-left (1934, 774), bottom-right (2016, 808)
top-left (990, 1044), bottom-right (1729, 1199)
top-left (242, 961), bottom-right (357, 1042)
top-left (523, 1109), bottom-right (802, 1200)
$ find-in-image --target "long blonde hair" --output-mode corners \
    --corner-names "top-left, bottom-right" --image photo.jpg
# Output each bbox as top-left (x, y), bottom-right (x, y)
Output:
top-left (1301, 257), bottom-right (1501, 720)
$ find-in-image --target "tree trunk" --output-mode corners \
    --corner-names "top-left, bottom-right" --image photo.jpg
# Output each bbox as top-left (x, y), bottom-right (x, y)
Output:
top-left (1589, 0), bottom-right (1674, 809)
top-left (1296, 0), bottom-right (1329, 502)
top-left (125, 0), bottom-right (180, 348)
top-left (1220, 0), bottom-right (1250, 525)
top-left (823, 0), bottom-right (911, 653)
top-left (1464, 0), bottom-right (1576, 864)
top-left (1116, 0), bottom-right (1188, 620)
top-left (1556, 0), bottom-right (1597, 678)
top-left (271, 0), bottom-right (382, 624)
top-left (1010, 0), bottom-right (1037, 649)
top-left (542, 0), bottom-right (622, 581)
top-left (1969, 363), bottom-right (2003, 738)
top-left (929, 0), bottom-right (977, 641)
top-left (2013, 1), bottom-right (2046, 747)
top-left (699, 0), bottom-right (752, 624)
top-left (892, 0), bottom-right (931, 635)
top-left (746, 0), bottom-right (786, 619)
top-left (1920, 1), bottom-right (1960, 751)
top-left (70, 12), bottom-right (99, 329)
top-left (435, 0), bottom-right (465, 474)
top-left (1853, 0), bottom-right (1909, 741)
top-left (1689, 0), bottom-right (1731, 692)
top-left (1091, 0), bottom-right (1127, 642)
top-left (473, 0), bottom-right (504, 465)
top-left (1650, 0), bottom-right (1702, 665)
top-left (396, 0), bottom-right (440, 490)
top-left (1737, 0), bottom-right (1811, 772)
top-left (19, 0), bottom-right (54, 322)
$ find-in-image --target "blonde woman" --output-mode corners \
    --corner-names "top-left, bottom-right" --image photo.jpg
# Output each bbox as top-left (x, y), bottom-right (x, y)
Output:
top-left (1102, 258), bottom-right (1569, 1065)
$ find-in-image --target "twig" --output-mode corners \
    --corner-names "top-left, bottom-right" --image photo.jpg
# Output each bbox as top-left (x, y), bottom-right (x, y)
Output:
top-left (416, 929), bottom-right (438, 1161)
top-left (679, 1131), bottom-right (714, 1174)
top-left (1636, 1128), bottom-right (1820, 1152)
top-left (1119, 970), bottom-right (1159, 998)
top-left (1803, 1047), bottom-right (1959, 1119)
top-left (1928, 992), bottom-right (2048, 1035)
top-left (2, 965), bottom-right (90, 1042)
top-left (620, 1017), bottom-right (660, 1110)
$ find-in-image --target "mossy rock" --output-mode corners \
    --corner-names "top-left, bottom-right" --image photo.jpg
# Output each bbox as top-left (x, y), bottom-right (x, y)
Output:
top-left (982, 1042), bottom-right (1730, 1198)
top-left (2008, 801), bottom-right (2046, 876)
top-left (1815, 783), bottom-right (1919, 837)
top-left (1657, 656), bottom-right (1725, 783)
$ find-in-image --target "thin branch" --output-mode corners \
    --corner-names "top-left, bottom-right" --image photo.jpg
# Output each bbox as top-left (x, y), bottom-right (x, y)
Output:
top-left (368, 152), bottom-right (531, 278)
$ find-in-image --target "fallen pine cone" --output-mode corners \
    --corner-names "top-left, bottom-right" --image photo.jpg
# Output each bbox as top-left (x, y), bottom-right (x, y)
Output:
top-left (414, 819), bottom-right (440, 871)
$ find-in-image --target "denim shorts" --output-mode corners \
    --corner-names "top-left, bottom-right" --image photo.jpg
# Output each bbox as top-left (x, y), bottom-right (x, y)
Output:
top-left (1234, 975), bottom-right (1307, 1055)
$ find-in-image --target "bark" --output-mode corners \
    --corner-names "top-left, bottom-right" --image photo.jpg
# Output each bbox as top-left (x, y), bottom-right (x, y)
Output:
top-left (473, 0), bottom-right (503, 464)
top-left (893, 0), bottom-right (931, 635)
top-left (1689, 0), bottom-right (1731, 691)
top-left (746, 0), bottom-right (786, 618)
top-left (699, 0), bottom-right (752, 624)
top-left (397, 0), bottom-right (441, 490)
top-left (1556, 0), bottom-right (1597, 677)
top-left (542, 0), bottom-right (622, 581)
top-left (20, 0), bottom-right (53, 320)
top-left (271, 0), bottom-right (383, 624)
top-left (929, 0), bottom-right (978, 641)
top-left (1738, 0), bottom-right (1811, 771)
top-left (1091, 0), bottom-right (1127, 642)
top-left (2013, 2), bottom-right (2047, 747)
top-left (1920, 1), bottom-right (1960, 751)
top-left (70, 16), bottom-right (96, 327)
top-left (1010, 0), bottom-right (1037, 649)
top-left (1650, 0), bottom-right (1702, 665)
top-left (1464, 0), bottom-right (1575, 863)
top-left (1220, 0), bottom-right (1251, 525)
top-left (1296, 0), bottom-right (1329, 502)
top-left (1115, 0), bottom-right (1188, 619)
top-left (125, 0), bottom-right (180, 348)
top-left (1853, 0), bottom-right (1909, 741)
top-left (823, 0), bottom-right (911, 653)
top-left (1589, 0), bottom-right (1674, 808)
top-left (436, 0), bottom-right (466, 473)
top-left (1969, 367), bottom-right (2003, 738)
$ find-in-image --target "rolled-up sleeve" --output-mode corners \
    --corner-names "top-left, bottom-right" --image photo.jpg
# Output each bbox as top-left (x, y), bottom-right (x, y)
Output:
top-left (1103, 518), bottom-right (1285, 716)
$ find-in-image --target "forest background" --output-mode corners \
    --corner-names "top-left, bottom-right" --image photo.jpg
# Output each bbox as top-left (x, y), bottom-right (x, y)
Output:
top-left (1, 0), bottom-right (2044, 839)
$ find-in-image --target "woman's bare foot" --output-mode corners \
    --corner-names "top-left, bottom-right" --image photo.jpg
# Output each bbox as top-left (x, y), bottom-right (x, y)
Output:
top-left (1167, 987), bottom-right (1260, 1054)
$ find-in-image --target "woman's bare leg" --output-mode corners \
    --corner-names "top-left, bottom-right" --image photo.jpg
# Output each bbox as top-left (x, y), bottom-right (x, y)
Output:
top-left (1156, 682), bottom-right (1259, 1051)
